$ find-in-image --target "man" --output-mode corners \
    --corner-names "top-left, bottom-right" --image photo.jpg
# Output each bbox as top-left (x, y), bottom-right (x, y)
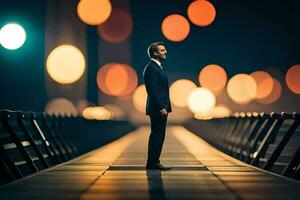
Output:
top-left (143, 42), bottom-right (172, 170)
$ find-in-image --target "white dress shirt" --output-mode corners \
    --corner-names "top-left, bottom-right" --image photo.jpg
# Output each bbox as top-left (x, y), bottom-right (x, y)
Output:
top-left (151, 58), bottom-right (163, 69)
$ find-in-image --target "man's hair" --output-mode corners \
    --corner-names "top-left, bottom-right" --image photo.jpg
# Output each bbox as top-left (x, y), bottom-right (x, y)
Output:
top-left (147, 42), bottom-right (164, 59)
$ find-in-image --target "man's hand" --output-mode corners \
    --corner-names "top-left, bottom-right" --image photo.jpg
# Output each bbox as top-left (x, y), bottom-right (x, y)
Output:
top-left (160, 108), bottom-right (168, 117)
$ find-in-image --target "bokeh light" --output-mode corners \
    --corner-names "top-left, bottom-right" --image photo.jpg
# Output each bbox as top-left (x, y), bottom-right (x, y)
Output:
top-left (194, 112), bottom-right (213, 120)
top-left (240, 112), bottom-right (246, 118)
top-left (132, 84), bottom-right (147, 113)
top-left (105, 64), bottom-right (128, 95)
top-left (97, 8), bottom-right (133, 43)
top-left (82, 106), bottom-right (112, 120)
top-left (77, 0), bottom-right (112, 25)
top-left (45, 98), bottom-right (77, 116)
top-left (212, 105), bottom-right (231, 118)
top-left (161, 14), bottom-right (190, 42)
top-left (103, 104), bottom-right (124, 119)
top-left (250, 71), bottom-right (274, 99)
top-left (227, 74), bottom-right (257, 105)
top-left (187, 0), bottom-right (216, 27)
top-left (188, 87), bottom-right (216, 114)
top-left (286, 64), bottom-right (300, 94)
top-left (46, 45), bottom-right (86, 84)
top-left (97, 63), bottom-right (138, 96)
top-left (199, 64), bottom-right (227, 95)
top-left (256, 79), bottom-right (282, 104)
top-left (0, 23), bottom-right (26, 50)
top-left (170, 79), bottom-right (197, 107)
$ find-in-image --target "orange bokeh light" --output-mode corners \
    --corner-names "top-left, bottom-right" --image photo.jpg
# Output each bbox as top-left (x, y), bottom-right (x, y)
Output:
top-left (105, 65), bottom-right (128, 95)
top-left (199, 64), bottom-right (227, 95)
top-left (250, 71), bottom-right (274, 100)
top-left (97, 63), bottom-right (138, 96)
top-left (161, 14), bottom-right (190, 42)
top-left (257, 79), bottom-right (282, 104)
top-left (77, 0), bottom-right (112, 25)
top-left (286, 64), bottom-right (300, 94)
top-left (187, 0), bottom-right (216, 27)
top-left (97, 8), bottom-right (133, 43)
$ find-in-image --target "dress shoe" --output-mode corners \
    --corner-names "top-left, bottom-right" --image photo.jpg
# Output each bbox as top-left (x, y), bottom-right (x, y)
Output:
top-left (146, 163), bottom-right (172, 170)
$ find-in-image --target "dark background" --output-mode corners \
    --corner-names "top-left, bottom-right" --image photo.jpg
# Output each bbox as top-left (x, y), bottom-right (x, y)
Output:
top-left (0, 0), bottom-right (299, 112)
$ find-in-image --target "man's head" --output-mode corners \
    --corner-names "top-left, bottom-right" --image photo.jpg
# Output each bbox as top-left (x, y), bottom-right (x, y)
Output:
top-left (147, 42), bottom-right (167, 61)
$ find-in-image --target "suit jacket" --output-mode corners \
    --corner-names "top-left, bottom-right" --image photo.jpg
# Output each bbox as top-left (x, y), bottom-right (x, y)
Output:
top-left (143, 60), bottom-right (172, 115)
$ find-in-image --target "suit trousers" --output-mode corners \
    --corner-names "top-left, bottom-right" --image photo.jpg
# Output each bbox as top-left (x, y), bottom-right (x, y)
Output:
top-left (147, 112), bottom-right (168, 164)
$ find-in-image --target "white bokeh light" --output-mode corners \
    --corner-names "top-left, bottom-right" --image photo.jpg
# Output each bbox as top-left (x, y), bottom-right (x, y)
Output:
top-left (0, 23), bottom-right (26, 50)
top-left (188, 87), bottom-right (216, 114)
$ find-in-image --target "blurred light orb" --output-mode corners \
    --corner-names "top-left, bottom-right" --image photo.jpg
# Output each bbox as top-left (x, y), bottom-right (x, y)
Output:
top-left (246, 112), bottom-right (252, 117)
top-left (97, 63), bottom-right (138, 96)
top-left (188, 87), bottom-right (216, 114)
top-left (199, 64), bottom-right (227, 95)
top-left (286, 64), bottom-right (300, 94)
top-left (227, 74), bottom-right (257, 105)
top-left (161, 14), bottom-right (190, 42)
top-left (82, 106), bottom-right (112, 120)
top-left (194, 112), bottom-right (213, 120)
top-left (46, 45), bottom-right (86, 84)
top-left (250, 71), bottom-right (274, 99)
top-left (105, 64), bottom-right (128, 95)
top-left (103, 104), bottom-right (124, 119)
top-left (212, 105), bottom-right (231, 118)
top-left (240, 112), bottom-right (246, 118)
top-left (132, 84), bottom-right (147, 113)
top-left (234, 112), bottom-right (240, 118)
top-left (170, 79), bottom-right (197, 107)
top-left (0, 23), bottom-right (26, 50)
top-left (187, 0), bottom-right (216, 27)
top-left (256, 79), bottom-right (282, 104)
top-left (77, 0), bottom-right (112, 25)
top-left (45, 98), bottom-right (77, 116)
top-left (97, 8), bottom-right (133, 43)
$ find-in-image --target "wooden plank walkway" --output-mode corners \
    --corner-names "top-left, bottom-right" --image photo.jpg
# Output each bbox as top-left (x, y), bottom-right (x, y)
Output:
top-left (0, 126), bottom-right (299, 200)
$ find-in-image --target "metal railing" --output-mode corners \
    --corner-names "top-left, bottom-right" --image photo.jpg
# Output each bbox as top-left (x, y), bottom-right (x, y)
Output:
top-left (0, 109), bottom-right (136, 185)
top-left (184, 112), bottom-right (300, 180)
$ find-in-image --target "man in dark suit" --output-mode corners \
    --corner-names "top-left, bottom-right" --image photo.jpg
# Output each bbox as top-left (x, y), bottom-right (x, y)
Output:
top-left (143, 42), bottom-right (172, 170)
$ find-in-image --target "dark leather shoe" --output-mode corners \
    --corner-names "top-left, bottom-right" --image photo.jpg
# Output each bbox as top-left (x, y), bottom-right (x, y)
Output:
top-left (146, 163), bottom-right (172, 170)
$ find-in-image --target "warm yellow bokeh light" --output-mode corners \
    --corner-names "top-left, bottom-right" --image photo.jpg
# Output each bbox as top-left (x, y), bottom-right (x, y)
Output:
top-left (77, 0), bottom-right (112, 25)
top-left (240, 112), bottom-right (246, 118)
top-left (187, 0), bottom-right (216, 27)
top-left (46, 45), bottom-right (86, 84)
top-left (161, 14), bottom-right (190, 42)
top-left (45, 98), bottom-right (78, 116)
top-left (194, 112), bottom-right (213, 120)
top-left (170, 79), bottom-right (197, 107)
top-left (97, 8), bottom-right (133, 43)
top-left (199, 64), bottom-right (227, 95)
top-left (103, 104), bottom-right (124, 119)
top-left (97, 63), bottom-right (138, 96)
top-left (82, 106), bottom-right (112, 120)
top-left (256, 78), bottom-right (282, 104)
top-left (285, 64), bottom-right (300, 94)
top-left (188, 87), bottom-right (216, 114)
top-left (250, 71), bottom-right (274, 99)
top-left (227, 74), bottom-right (257, 105)
top-left (132, 84), bottom-right (147, 113)
top-left (233, 112), bottom-right (240, 118)
top-left (212, 105), bottom-right (231, 118)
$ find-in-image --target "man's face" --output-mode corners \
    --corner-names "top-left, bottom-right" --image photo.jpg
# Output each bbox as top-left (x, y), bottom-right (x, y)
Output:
top-left (154, 45), bottom-right (167, 61)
